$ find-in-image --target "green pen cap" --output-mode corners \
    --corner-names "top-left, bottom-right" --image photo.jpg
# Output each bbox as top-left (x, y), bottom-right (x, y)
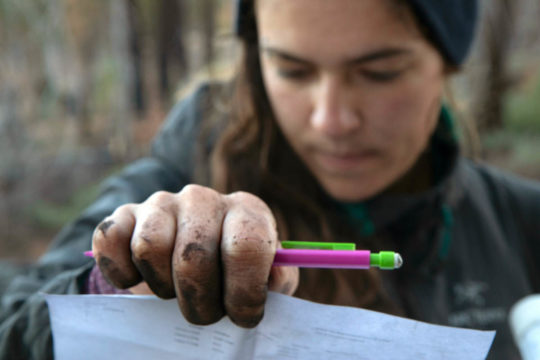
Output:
top-left (370, 251), bottom-right (402, 269)
top-left (281, 241), bottom-right (355, 251)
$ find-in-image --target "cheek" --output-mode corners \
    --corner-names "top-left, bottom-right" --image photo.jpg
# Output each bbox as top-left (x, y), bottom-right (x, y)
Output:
top-left (368, 81), bottom-right (442, 156)
top-left (261, 72), bottom-right (311, 136)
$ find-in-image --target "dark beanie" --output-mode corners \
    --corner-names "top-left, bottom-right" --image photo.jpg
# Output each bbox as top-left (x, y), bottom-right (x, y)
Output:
top-left (408, 0), bottom-right (478, 65)
top-left (235, 0), bottom-right (478, 66)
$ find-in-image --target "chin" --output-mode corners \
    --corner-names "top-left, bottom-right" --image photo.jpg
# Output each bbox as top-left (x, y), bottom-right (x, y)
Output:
top-left (322, 180), bottom-right (385, 203)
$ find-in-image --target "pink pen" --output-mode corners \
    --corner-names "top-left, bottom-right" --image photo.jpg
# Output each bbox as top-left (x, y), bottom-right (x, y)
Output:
top-left (273, 249), bottom-right (402, 269)
top-left (85, 249), bottom-right (402, 270)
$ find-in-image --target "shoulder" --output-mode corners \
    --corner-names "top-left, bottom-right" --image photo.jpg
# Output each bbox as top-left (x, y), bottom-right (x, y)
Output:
top-left (157, 81), bottom-right (229, 139)
top-left (150, 81), bottom-right (231, 178)
top-left (455, 158), bottom-right (540, 230)
top-left (458, 159), bottom-right (540, 202)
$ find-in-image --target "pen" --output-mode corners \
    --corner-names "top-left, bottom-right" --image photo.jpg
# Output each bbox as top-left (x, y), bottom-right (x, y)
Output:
top-left (273, 249), bottom-right (402, 269)
top-left (84, 241), bottom-right (403, 270)
top-left (279, 241), bottom-right (402, 269)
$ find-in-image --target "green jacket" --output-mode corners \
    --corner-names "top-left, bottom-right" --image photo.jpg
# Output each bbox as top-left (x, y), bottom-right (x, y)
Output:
top-left (1, 83), bottom-right (538, 359)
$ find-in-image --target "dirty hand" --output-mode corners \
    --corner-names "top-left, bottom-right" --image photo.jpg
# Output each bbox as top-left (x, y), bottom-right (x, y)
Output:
top-left (91, 184), bottom-right (299, 327)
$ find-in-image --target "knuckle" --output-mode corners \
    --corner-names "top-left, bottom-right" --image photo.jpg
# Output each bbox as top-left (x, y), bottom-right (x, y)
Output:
top-left (146, 191), bottom-right (174, 206)
top-left (179, 242), bottom-right (212, 265)
top-left (97, 204), bottom-right (136, 239)
top-left (177, 186), bottom-right (226, 223)
top-left (132, 230), bottom-right (171, 260)
top-left (227, 192), bottom-right (275, 227)
top-left (136, 203), bottom-right (173, 232)
top-left (222, 214), bottom-right (276, 257)
top-left (179, 183), bottom-right (205, 194)
top-left (175, 241), bottom-right (218, 275)
top-left (130, 235), bottom-right (154, 259)
top-left (228, 191), bottom-right (266, 209)
top-left (92, 227), bottom-right (108, 248)
top-left (224, 233), bottom-right (271, 259)
top-left (184, 224), bottom-right (219, 247)
top-left (178, 184), bottom-right (221, 204)
top-left (92, 218), bottom-right (119, 251)
top-left (113, 203), bottom-right (136, 216)
top-left (95, 219), bottom-right (115, 237)
top-left (173, 246), bottom-right (220, 293)
top-left (179, 184), bottom-right (209, 198)
top-left (139, 207), bottom-right (170, 232)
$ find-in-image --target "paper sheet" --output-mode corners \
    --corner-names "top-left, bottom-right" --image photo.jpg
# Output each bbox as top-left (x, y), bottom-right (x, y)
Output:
top-left (45, 292), bottom-right (495, 360)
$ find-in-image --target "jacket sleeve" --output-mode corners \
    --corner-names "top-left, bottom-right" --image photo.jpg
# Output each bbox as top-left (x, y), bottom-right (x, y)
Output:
top-left (0, 83), bottom-right (212, 360)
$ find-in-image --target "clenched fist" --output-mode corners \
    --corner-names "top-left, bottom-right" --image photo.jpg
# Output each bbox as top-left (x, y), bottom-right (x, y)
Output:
top-left (92, 184), bottom-right (299, 327)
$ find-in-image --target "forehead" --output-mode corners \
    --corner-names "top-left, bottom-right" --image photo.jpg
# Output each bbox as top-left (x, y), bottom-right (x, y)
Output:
top-left (256, 0), bottom-right (423, 63)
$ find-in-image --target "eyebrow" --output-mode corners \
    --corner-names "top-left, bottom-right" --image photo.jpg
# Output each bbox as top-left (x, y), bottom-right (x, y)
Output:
top-left (260, 46), bottom-right (412, 65)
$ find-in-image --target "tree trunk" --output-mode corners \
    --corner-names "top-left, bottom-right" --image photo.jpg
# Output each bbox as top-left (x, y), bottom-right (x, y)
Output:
top-left (476, 0), bottom-right (519, 131)
top-left (126, 0), bottom-right (145, 114)
top-left (157, 0), bottom-right (187, 101)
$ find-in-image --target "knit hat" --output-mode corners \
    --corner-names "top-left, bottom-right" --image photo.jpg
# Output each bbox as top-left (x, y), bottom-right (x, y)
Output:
top-left (408, 0), bottom-right (478, 65)
top-left (234, 0), bottom-right (478, 66)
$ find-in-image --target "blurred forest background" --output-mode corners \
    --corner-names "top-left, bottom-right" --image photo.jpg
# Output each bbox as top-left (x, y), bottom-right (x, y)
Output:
top-left (0, 0), bottom-right (539, 262)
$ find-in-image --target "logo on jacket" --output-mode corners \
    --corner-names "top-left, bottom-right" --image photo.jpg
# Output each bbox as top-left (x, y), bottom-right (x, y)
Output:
top-left (453, 281), bottom-right (488, 306)
top-left (448, 281), bottom-right (505, 327)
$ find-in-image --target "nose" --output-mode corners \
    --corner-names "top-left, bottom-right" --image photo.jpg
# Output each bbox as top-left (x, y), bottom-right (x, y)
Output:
top-left (310, 76), bottom-right (361, 137)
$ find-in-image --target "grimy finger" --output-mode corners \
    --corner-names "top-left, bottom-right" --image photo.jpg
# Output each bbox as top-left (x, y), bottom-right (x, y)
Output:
top-left (131, 192), bottom-right (178, 299)
top-left (92, 204), bottom-right (140, 289)
top-left (173, 185), bottom-right (227, 325)
top-left (221, 191), bottom-right (277, 328)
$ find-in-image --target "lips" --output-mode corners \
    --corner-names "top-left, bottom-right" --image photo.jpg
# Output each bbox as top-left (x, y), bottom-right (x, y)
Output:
top-left (312, 149), bottom-right (379, 173)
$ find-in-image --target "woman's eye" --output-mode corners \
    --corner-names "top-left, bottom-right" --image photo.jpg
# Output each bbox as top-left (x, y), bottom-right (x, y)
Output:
top-left (277, 68), bottom-right (311, 80)
top-left (361, 70), bottom-right (402, 82)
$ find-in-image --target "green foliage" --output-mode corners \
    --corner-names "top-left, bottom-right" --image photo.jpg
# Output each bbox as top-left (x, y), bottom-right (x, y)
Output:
top-left (504, 71), bottom-right (540, 133)
top-left (92, 55), bottom-right (124, 113)
top-left (482, 130), bottom-right (540, 179)
top-left (513, 134), bottom-right (540, 166)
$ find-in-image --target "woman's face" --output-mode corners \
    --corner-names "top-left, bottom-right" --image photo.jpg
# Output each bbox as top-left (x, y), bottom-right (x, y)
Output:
top-left (257, 0), bottom-right (447, 202)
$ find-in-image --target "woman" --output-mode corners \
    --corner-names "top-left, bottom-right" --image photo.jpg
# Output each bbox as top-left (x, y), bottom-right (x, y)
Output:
top-left (1, 0), bottom-right (538, 359)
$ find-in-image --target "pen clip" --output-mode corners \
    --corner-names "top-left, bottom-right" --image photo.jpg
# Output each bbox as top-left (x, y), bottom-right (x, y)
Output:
top-left (281, 241), bottom-right (356, 251)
